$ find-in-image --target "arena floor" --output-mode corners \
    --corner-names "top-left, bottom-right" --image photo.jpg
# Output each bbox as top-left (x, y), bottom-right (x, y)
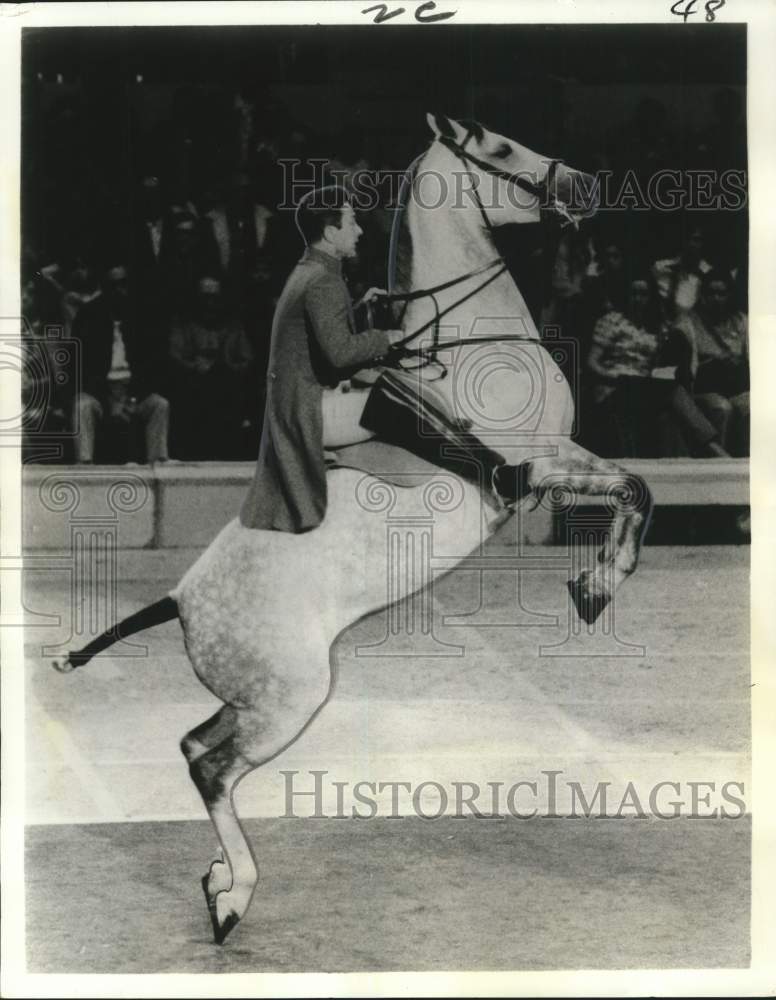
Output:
top-left (22, 544), bottom-right (750, 972)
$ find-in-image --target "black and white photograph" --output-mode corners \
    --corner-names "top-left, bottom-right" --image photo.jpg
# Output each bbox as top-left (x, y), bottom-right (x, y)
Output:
top-left (1, 0), bottom-right (774, 995)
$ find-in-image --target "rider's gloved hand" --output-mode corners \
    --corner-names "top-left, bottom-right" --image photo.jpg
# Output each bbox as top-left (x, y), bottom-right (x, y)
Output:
top-left (356, 286), bottom-right (388, 308)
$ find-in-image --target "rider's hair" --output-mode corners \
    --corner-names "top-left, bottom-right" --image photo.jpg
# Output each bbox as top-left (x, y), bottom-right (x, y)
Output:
top-left (295, 185), bottom-right (351, 245)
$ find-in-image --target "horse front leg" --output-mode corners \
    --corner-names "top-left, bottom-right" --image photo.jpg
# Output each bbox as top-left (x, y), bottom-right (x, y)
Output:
top-left (527, 442), bottom-right (653, 623)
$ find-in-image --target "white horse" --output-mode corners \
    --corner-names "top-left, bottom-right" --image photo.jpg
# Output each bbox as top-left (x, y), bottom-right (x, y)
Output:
top-left (53, 114), bottom-right (651, 944)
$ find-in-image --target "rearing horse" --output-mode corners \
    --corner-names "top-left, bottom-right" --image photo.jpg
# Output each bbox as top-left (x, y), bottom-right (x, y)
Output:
top-left (52, 114), bottom-right (652, 944)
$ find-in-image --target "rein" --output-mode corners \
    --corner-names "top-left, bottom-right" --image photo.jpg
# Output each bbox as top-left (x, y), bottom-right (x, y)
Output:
top-left (374, 126), bottom-right (577, 379)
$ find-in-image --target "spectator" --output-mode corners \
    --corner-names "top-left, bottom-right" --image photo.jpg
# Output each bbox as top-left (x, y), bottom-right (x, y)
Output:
top-left (541, 228), bottom-right (596, 392)
top-left (163, 212), bottom-right (206, 317)
top-left (672, 269), bottom-right (749, 456)
top-left (574, 235), bottom-right (632, 377)
top-left (70, 264), bottom-right (171, 464)
top-left (543, 228), bottom-right (595, 327)
top-left (129, 173), bottom-right (172, 317)
top-left (196, 181), bottom-right (236, 283)
top-left (21, 248), bottom-right (65, 327)
top-left (582, 237), bottom-right (630, 320)
top-left (652, 224), bottom-right (713, 318)
top-left (585, 272), bottom-right (727, 458)
top-left (61, 258), bottom-right (101, 334)
top-left (197, 171), bottom-right (279, 311)
top-left (168, 275), bottom-right (253, 459)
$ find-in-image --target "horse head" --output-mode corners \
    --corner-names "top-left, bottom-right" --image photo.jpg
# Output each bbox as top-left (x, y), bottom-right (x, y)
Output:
top-left (424, 113), bottom-right (599, 230)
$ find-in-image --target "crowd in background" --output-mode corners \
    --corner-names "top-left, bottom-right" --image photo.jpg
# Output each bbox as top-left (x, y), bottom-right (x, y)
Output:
top-left (20, 85), bottom-right (749, 465)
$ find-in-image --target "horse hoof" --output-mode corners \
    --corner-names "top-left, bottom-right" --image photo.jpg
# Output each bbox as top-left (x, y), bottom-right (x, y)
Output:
top-left (202, 875), bottom-right (241, 945)
top-left (52, 656), bottom-right (74, 674)
top-left (567, 575), bottom-right (611, 625)
top-left (214, 911), bottom-right (240, 946)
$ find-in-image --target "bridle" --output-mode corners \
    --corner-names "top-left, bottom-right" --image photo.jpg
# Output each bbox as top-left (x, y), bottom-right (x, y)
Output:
top-left (375, 125), bottom-right (579, 378)
top-left (437, 131), bottom-right (568, 233)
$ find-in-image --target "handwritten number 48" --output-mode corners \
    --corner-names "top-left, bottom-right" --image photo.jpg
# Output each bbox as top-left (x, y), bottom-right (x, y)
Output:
top-left (671, 0), bottom-right (726, 22)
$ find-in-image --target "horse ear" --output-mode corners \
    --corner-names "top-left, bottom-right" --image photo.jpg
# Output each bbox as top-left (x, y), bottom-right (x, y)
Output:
top-left (426, 112), bottom-right (457, 139)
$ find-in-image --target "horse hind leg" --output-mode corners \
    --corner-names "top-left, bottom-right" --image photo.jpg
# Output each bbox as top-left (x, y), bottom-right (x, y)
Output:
top-left (181, 705), bottom-right (241, 909)
top-left (528, 443), bottom-right (653, 623)
top-left (186, 678), bottom-right (331, 944)
top-left (188, 735), bottom-right (255, 944)
top-left (181, 704), bottom-right (239, 765)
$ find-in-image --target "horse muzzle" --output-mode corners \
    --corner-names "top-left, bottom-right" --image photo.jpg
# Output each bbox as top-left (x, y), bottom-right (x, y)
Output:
top-left (552, 167), bottom-right (600, 223)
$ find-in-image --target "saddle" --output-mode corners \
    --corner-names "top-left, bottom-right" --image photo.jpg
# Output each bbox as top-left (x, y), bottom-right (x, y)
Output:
top-left (326, 439), bottom-right (439, 489)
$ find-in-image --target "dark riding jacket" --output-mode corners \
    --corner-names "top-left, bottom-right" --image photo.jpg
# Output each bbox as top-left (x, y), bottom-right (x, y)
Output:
top-left (240, 246), bottom-right (392, 533)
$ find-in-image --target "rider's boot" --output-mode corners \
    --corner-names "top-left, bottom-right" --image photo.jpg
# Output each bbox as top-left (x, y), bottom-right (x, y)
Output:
top-left (360, 372), bottom-right (530, 508)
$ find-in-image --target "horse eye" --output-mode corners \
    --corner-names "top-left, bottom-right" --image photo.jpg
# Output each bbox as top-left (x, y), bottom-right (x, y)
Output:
top-left (493, 143), bottom-right (513, 159)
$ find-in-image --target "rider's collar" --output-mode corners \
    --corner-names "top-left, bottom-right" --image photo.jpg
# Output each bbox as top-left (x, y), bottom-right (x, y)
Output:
top-left (302, 245), bottom-right (343, 274)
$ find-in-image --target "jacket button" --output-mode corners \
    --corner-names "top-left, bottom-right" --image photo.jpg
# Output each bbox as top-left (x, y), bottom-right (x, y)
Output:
top-left (269, 371), bottom-right (277, 380)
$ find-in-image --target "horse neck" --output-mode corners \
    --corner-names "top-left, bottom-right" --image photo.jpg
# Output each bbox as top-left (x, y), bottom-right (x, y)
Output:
top-left (401, 190), bottom-right (539, 346)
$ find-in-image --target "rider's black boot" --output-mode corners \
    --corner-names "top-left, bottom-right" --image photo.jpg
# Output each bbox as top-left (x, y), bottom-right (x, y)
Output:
top-left (360, 372), bottom-right (530, 507)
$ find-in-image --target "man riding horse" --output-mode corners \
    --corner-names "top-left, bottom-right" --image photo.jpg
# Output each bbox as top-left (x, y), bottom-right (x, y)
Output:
top-left (54, 117), bottom-right (654, 945)
top-left (240, 184), bottom-right (529, 534)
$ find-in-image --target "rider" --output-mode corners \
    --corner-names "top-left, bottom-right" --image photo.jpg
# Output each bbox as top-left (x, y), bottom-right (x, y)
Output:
top-left (240, 185), bottom-right (527, 533)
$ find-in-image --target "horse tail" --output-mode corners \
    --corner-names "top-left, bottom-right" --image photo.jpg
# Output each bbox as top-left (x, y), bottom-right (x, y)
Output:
top-left (51, 595), bottom-right (179, 674)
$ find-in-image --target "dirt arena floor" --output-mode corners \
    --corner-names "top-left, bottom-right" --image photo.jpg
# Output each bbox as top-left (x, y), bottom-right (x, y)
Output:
top-left (26, 816), bottom-right (749, 973)
top-left (22, 543), bottom-right (750, 972)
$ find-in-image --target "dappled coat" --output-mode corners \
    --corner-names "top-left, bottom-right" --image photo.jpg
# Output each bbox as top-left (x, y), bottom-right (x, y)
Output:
top-left (240, 246), bottom-right (392, 533)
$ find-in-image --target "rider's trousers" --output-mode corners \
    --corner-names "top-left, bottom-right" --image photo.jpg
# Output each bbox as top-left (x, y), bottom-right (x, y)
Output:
top-left (359, 370), bottom-right (530, 505)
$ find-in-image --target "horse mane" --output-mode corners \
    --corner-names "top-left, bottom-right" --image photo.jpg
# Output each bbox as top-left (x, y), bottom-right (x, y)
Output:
top-left (387, 121), bottom-right (492, 320)
top-left (389, 121), bottom-right (488, 299)
top-left (387, 148), bottom-right (428, 300)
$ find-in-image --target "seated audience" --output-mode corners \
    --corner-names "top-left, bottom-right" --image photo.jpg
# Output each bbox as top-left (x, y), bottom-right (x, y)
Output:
top-left (70, 264), bottom-right (171, 464)
top-left (21, 93), bottom-right (750, 470)
top-left (585, 272), bottom-right (727, 458)
top-left (168, 276), bottom-right (254, 460)
top-left (672, 269), bottom-right (749, 456)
